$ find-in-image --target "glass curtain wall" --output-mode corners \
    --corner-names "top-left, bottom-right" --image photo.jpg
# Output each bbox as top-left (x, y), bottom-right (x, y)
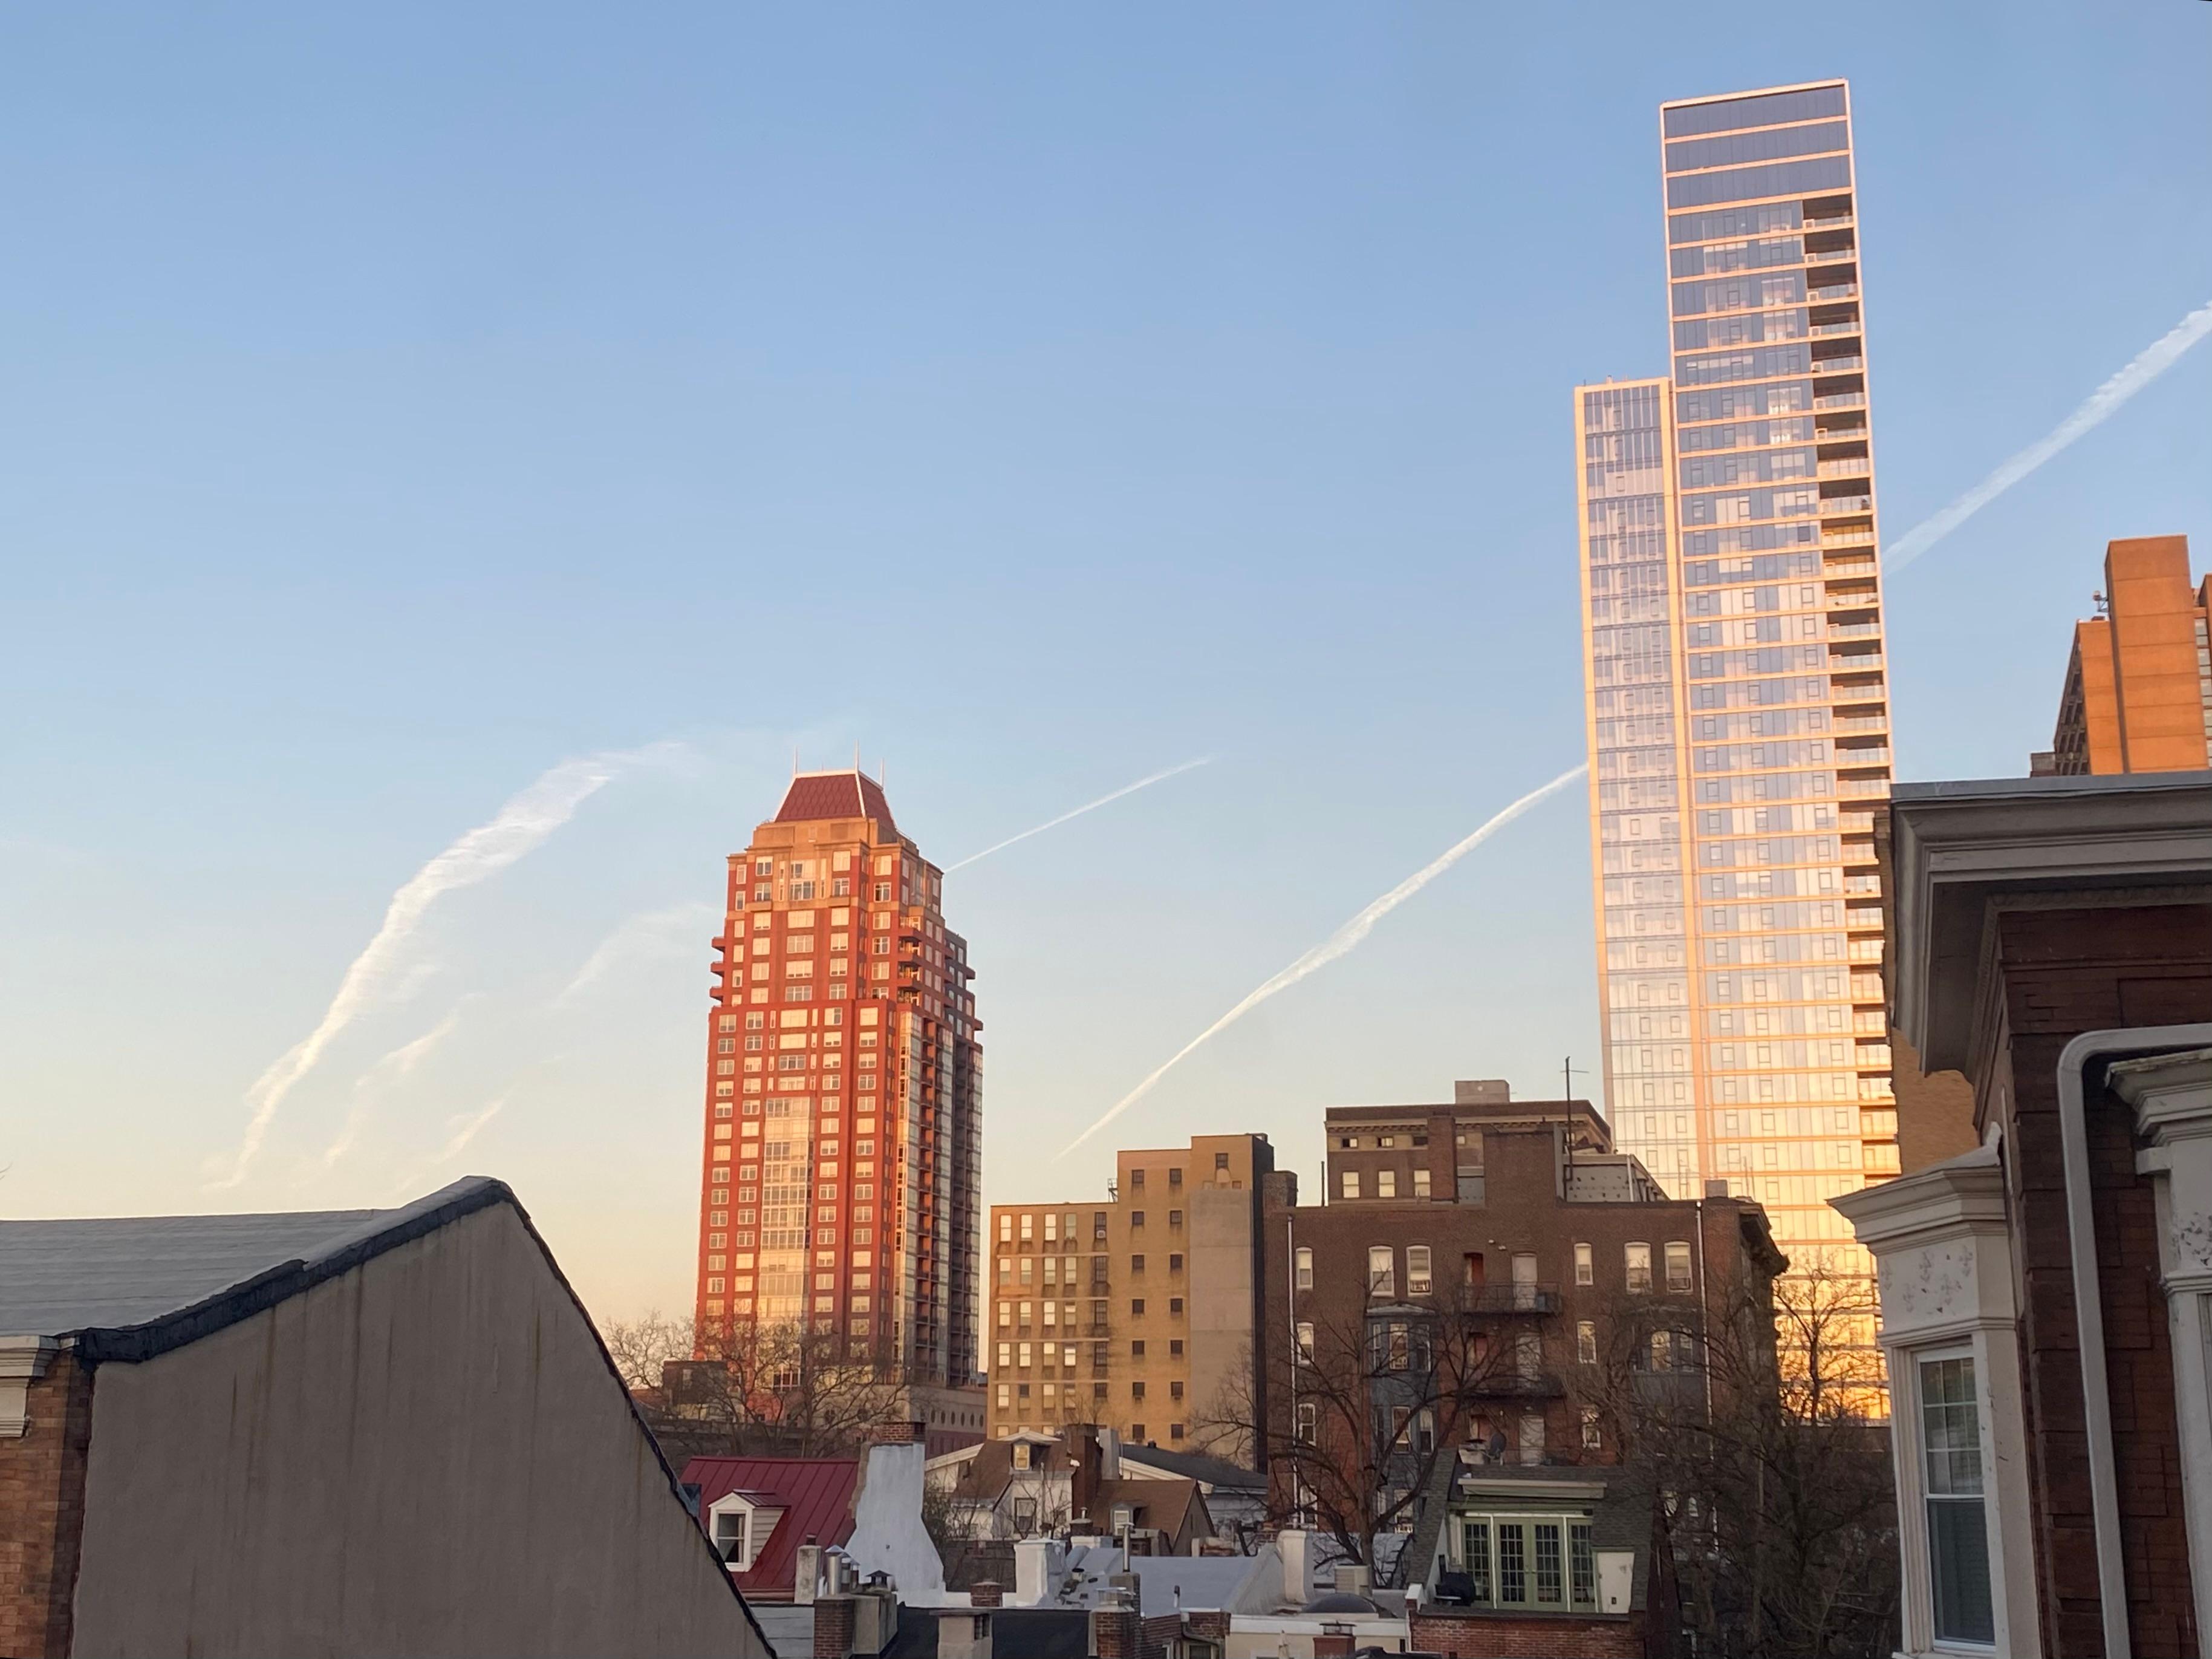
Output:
top-left (1579, 380), bottom-right (1702, 1192)
top-left (1659, 82), bottom-right (1893, 1270)
top-left (1578, 82), bottom-right (1898, 1294)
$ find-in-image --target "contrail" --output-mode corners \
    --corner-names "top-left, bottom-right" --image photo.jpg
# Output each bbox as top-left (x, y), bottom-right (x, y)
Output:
top-left (387, 1094), bottom-right (509, 1200)
top-left (556, 900), bottom-right (719, 1003)
top-left (1058, 763), bottom-right (1587, 1158)
top-left (947, 758), bottom-right (1212, 872)
top-left (1885, 296), bottom-right (2212, 573)
top-left (210, 741), bottom-right (681, 1190)
top-left (319, 1006), bottom-right (467, 1170)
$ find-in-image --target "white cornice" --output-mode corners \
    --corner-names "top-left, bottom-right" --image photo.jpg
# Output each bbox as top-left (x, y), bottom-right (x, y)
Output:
top-left (1890, 774), bottom-right (2212, 1073)
top-left (1832, 1144), bottom-right (2007, 1248)
top-left (0, 1335), bottom-right (60, 1438)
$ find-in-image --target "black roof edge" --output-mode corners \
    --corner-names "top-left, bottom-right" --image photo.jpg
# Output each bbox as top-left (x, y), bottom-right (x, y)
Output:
top-left (70, 1176), bottom-right (516, 1366)
top-left (65, 1174), bottom-right (773, 1651)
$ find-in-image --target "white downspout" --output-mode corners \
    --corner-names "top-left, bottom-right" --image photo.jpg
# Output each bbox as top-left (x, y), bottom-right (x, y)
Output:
top-left (2055, 1021), bottom-right (2212, 1659)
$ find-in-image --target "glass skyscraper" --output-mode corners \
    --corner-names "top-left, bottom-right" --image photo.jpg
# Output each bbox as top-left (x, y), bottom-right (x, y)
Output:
top-left (1578, 81), bottom-right (1897, 1281)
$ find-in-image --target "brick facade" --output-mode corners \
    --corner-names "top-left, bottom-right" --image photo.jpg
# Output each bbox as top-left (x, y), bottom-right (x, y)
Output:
top-left (0, 1349), bottom-right (93, 1659)
top-left (1986, 902), bottom-right (2212, 1656)
top-left (1264, 1101), bottom-right (1780, 1493)
top-left (1410, 1609), bottom-right (1645, 1657)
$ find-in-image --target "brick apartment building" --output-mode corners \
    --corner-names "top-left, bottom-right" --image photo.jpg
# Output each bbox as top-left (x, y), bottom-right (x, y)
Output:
top-left (985, 1133), bottom-right (1272, 1459)
top-left (1836, 769), bottom-right (2212, 1656)
top-left (2039, 534), bottom-right (2212, 777)
top-left (1266, 1083), bottom-right (1783, 1483)
top-left (695, 771), bottom-right (983, 1434)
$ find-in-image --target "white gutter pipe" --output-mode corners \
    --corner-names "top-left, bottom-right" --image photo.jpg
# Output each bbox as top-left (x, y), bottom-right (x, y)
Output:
top-left (2056, 1021), bottom-right (2212, 1659)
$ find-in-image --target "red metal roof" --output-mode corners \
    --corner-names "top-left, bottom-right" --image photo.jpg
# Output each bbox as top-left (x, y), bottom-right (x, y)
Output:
top-left (772, 772), bottom-right (897, 835)
top-left (681, 1455), bottom-right (860, 1599)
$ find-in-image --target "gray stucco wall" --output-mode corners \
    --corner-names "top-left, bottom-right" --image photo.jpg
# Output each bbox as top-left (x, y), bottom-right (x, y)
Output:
top-left (70, 1202), bottom-right (766, 1658)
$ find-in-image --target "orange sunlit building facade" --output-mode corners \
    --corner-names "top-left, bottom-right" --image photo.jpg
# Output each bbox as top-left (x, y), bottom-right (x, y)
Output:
top-left (693, 771), bottom-right (983, 1413)
top-left (2044, 534), bottom-right (2212, 776)
top-left (1575, 80), bottom-right (1898, 1288)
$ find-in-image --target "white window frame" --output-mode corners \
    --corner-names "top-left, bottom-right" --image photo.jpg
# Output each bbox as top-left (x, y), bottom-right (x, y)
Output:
top-left (706, 1495), bottom-right (758, 1569)
top-left (1909, 1344), bottom-right (1997, 1653)
top-left (1832, 1147), bottom-right (2038, 1657)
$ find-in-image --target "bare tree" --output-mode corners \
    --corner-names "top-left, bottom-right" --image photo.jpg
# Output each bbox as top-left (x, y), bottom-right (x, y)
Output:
top-left (1202, 1278), bottom-right (1531, 1580)
top-left (602, 1309), bottom-right (694, 1395)
top-left (642, 1315), bottom-right (914, 1461)
top-left (1578, 1252), bottom-right (1898, 1659)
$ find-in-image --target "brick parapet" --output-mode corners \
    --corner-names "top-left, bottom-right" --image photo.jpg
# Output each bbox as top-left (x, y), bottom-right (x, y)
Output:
top-left (1408, 1609), bottom-right (1643, 1657)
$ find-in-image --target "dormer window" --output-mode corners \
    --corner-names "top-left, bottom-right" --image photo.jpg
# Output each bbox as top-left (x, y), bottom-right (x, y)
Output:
top-left (706, 1493), bottom-right (780, 1573)
top-left (711, 1509), bottom-right (749, 1567)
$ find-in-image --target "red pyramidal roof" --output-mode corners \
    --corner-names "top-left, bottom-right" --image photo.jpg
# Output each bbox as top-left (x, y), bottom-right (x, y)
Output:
top-left (771, 771), bottom-right (897, 833)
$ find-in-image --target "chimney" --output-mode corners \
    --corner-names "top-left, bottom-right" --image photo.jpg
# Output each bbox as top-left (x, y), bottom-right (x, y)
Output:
top-left (1067, 1423), bottom-right (1103, 1526)
top-left (812, 1594), bottom-right (857, 1659)
top-left (872, 1419), bottom-right (927, 1445)
top-left (970, 1581), bottom-right (1003, 1608)
top-left (1013, 1537), bottom-right (1064, 1606)
top-left (1278, 1528), bottom-right (1309, 1605)
top-left (1087, 1586), bottom-right (1139, 1658)
top-left (795, 1542), bottom-right (824, 1605)
top-left (1312, 1632), bottom-right (1356, 1658)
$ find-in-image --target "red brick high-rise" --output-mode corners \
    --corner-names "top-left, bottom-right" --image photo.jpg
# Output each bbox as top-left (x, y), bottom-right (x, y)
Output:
top-left (694, 771), bottom-right (983, 1416)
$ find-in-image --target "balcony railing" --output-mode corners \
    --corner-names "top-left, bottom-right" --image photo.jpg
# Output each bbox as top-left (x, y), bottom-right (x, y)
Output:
top-left (1828, 621), bottom-right (1882, 640)
top-left (1459, 1285), bottom-right (1563, 1315)
top-left (1835, 714), bottom-right (1888, 732)
top-left (1846, 907), bottom-right (1885, 928)
top-left (1836, 746), bottom-right (1892, 767)
top-left (1814, 391), bottom-right (1867, 410)
top-left (1813, 354), bottom-right (1864, 374)
top-left (1810, 321), bottom-right (1862, 339)
top-left (1817, 422), bottom-right (1870, 442)
top-left (1821, 494), bottom-right (1873, 516)
top-left (1809, 281), bottom-right (1859, 301)
top-left (1839, 776), bottom-right (1892, 798)
top-left (1807, 246), bottom-right (1857, 264)
top-left (1469, 1371), bottom-right (1567, 1401)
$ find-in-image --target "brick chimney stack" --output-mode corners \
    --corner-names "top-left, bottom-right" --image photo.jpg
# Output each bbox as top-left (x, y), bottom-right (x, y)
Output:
top-left (812, 1594), bottom-right (856, 1658)
top-left (1066, 1423), bottom-right (1102, 1528)
top-left (1088, 1587), bottom-right (1139, 1658)
top-left (969, 1581), bottom-right (1003, 1608)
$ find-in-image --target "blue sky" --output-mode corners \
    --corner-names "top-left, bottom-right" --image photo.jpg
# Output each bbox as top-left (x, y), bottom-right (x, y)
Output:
top-left (3, 3), bottom-right (2207, 1321)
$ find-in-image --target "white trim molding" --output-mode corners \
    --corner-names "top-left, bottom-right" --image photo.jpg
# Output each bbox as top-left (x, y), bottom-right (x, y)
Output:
top-left (0, 1335), bottom-right (60, 1437)
top-left (1833, 1147), bottom-right (2039, 1657)
top-left (2112, 1045), bottom-right (2212, 1652)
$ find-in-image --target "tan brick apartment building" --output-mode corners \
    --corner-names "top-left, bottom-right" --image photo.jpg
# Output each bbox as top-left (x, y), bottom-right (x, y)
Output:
top-left (984, 1134), bottom-right (1272, 1458)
